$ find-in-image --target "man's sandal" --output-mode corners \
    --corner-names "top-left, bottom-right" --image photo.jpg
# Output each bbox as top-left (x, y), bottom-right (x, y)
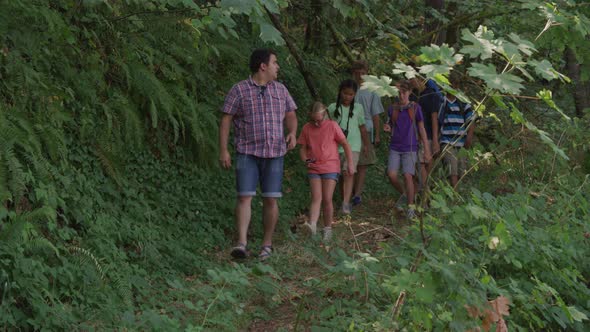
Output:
top-left (258, 245), bottom-right (272, 261)
top-left (230, 243), bottom-right (248, 259)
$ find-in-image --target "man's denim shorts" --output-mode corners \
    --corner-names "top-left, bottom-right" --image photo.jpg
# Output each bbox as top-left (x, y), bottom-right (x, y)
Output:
top-left (236, 153), bottom-right (284, 197)
top-left (308, 172), bottom-right (339, 181)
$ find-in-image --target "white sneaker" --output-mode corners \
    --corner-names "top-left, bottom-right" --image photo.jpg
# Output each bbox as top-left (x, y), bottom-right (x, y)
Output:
top-left (406, 208), bottom-right (417, 219)
top-left (301, 222), bottom-right (317, 236)
top-left (323, 227), bottom-right (333, 242)
top-left (342, 203), bottom-right (352, 215)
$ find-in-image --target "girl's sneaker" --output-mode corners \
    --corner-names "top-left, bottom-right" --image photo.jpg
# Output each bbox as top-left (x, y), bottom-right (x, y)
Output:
top-left (301, 222), bottom-right (317, 236)
top-left (352, 195), bottom-right (362, 206)
top-left (323, 227), bottom-right (333, 242)
top-left (406, 208), bottom-right (417, 219)
top-left (342, 203), bottom-right (352, 215)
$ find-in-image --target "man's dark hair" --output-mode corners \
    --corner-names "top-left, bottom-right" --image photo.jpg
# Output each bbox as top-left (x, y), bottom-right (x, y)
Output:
top-left (249, 48), bottom-right (276, 74)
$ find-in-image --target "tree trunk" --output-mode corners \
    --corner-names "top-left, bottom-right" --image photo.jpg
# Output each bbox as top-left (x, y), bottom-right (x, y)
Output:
top-left (266, 9), bottom-right (320, 101)
top-left (565, 47), bottom-right (590, 118)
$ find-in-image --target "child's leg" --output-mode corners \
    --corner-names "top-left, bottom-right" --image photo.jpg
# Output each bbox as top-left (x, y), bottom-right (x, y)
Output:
top-left (321, 177), bottom-right (338, 228)
top-left (387, 151), bottom-right (404, 194)
top-left (401, 152), bottom-right (418, 205)
top-left (342, 172), bottom-right (354, 205)
top-left (308, 177), bottom-right (323, 226)
top-left (404, 173), bottom-right (415, 205)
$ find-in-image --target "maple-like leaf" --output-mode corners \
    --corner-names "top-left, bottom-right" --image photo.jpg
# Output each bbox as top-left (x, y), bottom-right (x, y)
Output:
top-left (361, 75), bottom-right (399, 97)
top-left (468, 63), bottom-right (524, 94)
top-left (259, 22), bottom-right (285, 45)
top-left (460, 26), bottom-right (496, 60)
top-left (392, 63), bottom-right (418, 79)
top-left (419, 44), bottom-right (463, 66)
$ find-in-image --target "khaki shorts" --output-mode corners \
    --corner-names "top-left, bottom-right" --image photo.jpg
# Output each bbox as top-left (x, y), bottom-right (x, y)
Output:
top-left (340, 152), bottom-right (361, 172)
top-left (358, 142), bottom-right (377, 166)
top-left (418, 139), bottom-right (432, 164)
top-left (443, 146), bottom-right (467, 176)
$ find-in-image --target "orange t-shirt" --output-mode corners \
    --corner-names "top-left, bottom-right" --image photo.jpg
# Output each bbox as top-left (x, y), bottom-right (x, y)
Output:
top-left (297, 120), bottom-right (346, 174)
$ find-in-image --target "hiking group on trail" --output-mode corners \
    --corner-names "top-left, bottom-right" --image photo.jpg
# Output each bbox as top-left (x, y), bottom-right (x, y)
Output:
top-left (218, 49), bottom-right (476, 260)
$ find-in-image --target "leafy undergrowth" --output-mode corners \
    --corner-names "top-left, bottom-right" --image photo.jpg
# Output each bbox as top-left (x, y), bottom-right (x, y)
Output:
top-left (176, 149), bottom-right (590, 332)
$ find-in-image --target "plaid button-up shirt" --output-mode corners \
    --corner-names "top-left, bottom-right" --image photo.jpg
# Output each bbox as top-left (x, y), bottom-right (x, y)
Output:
top-left (222, 77), bottom-right (297, 158)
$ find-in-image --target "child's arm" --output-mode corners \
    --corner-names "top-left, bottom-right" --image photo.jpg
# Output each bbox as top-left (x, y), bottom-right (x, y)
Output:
top-left (340, 139), bottom-right (356, 175)
top-left (418, 121), bottom-right (431, 163)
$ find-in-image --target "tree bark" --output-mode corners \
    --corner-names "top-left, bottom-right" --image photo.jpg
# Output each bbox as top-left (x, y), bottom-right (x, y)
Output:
top-left (266, 9), bottom-right (320, 101)
top-left (565, 47), bottom-right (590, 118)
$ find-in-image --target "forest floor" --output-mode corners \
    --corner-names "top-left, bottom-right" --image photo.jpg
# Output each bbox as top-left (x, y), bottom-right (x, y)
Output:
top-left (243, 193), bottom-right (412, 331)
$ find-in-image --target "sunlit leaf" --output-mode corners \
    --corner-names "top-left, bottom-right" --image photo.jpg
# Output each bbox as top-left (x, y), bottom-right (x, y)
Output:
top-left (392, 62), bottom-right (418, 79)
top-left (419, 44), bottom-right (463, 66)
top-left (460, 26), bottom-right (496, 60)
top-left (361, 75), bottom-right (399, 97)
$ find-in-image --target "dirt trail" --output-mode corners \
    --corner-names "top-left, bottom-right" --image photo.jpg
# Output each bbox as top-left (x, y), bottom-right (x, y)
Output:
top-left (246, 196), bottom-right (409, 331)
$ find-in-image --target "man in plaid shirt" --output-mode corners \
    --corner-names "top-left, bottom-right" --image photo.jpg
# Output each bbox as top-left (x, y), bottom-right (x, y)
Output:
top-left (219, 49), bottom-right (298, 261)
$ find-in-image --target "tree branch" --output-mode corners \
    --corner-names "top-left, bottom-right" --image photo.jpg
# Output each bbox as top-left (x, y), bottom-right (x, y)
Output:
top-left (266, 8), bottom-right (320, 101)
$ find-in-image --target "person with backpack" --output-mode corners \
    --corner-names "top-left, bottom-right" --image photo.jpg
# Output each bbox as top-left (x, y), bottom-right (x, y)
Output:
top-left (438, 90), bottom-right (475, 189)
top-left (350, 60), bottom-right (385, 207)
top-left (384, 80), bottom-right (431, 219)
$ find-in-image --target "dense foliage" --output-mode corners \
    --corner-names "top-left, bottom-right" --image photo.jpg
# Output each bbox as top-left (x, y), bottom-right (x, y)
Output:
top-left (0, 0), bottom-right (589, 330)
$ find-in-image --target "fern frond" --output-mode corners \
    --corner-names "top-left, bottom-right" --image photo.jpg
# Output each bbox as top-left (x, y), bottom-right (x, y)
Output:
top-left (26, 237), bottom-right (60, 258)
top-left (20, 205), bottom-right (56, 224)
top-left (68, 246), bottom-right (106, 282)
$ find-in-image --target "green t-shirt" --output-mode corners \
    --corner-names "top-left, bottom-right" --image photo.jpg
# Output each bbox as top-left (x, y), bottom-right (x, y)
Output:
top-left (328, 103), bottom-right (365, 152)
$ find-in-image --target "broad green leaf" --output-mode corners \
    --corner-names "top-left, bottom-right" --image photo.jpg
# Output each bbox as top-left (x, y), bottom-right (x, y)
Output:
top-left (468, 63), bottom-right (524, 94)
top-left (568, 306), bottom-right (589, 322)
top-left (260, 0), bottom-right (281, 14)
top-left (259, 23), bottom-right (285, 45)
top-left (361, 75), bottom-right (399, 97)
top-left (332, 0), bottom-right (354, 18)
top-left (460, 26), bottom-right (496, 60)
top-left (419, 64), bottom-right (453, 78)
top-left (419, 44), bottom-right (463, 66)
top-left (467, 204), bottom-right (490, 219)
top-left (528, 60), bottom-right (569, 82)
top-left (392, 62), bottom-right (418, 79)
top-left (508, 33), bottom-right (536, 56)
top-left (220, 0), bottom-right (257, 14)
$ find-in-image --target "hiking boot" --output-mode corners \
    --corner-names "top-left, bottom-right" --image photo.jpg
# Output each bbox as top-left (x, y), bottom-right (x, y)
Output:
top-left (352, 195), bottom-right (362, 206)
top-left (406, 208), bottom-right (417, 219)
top-left (323, 227), bottom-right (333, 242)
top-left (301, 222), bottom-right (317, 236)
